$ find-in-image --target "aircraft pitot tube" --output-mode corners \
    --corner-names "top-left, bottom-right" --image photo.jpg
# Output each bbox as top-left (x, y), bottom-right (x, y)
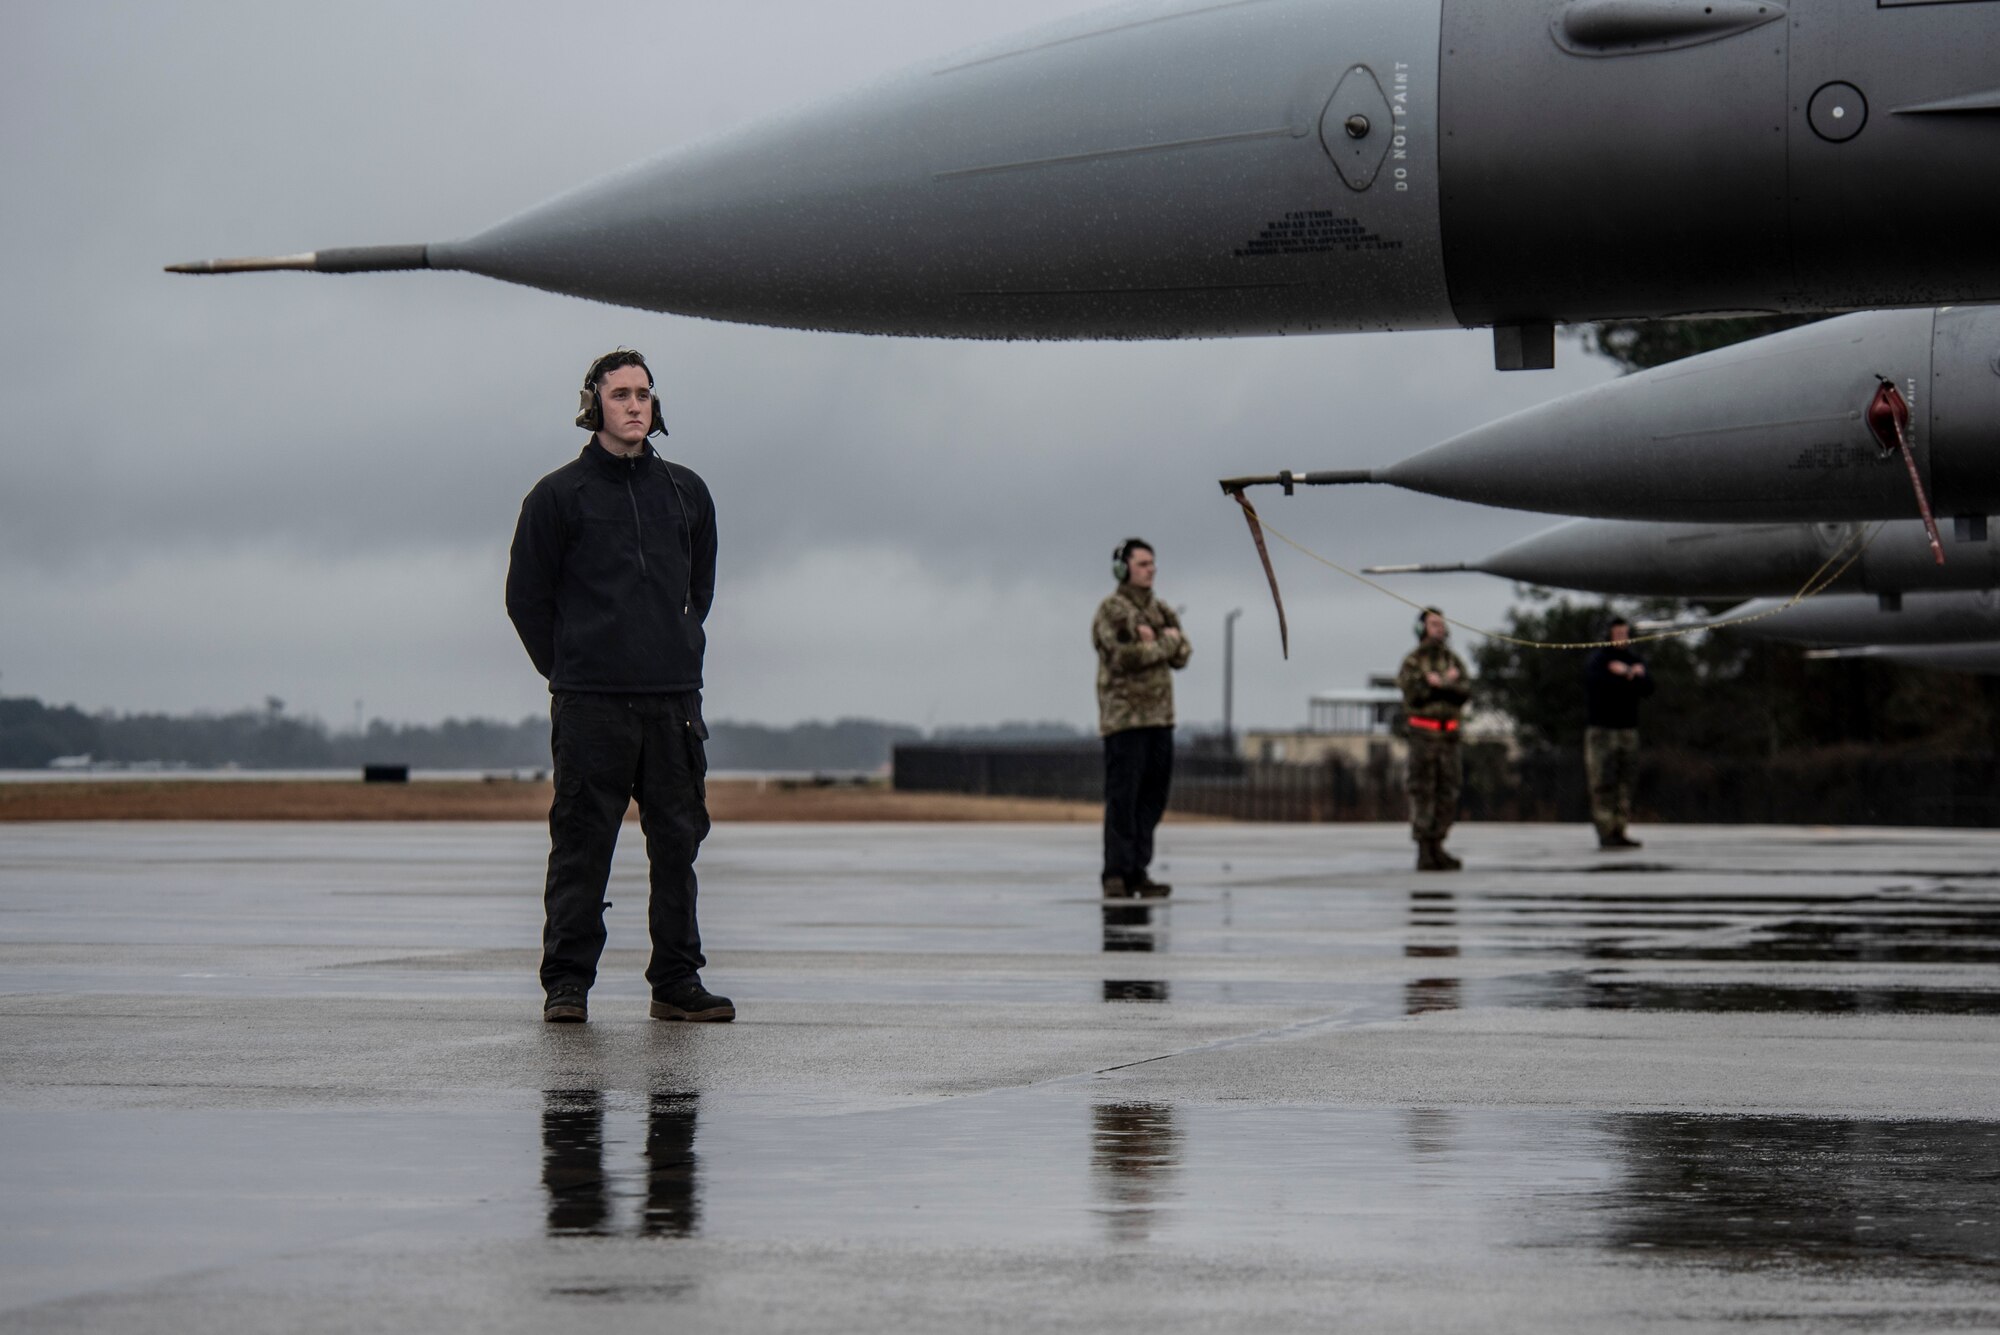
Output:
top-left (1364, 515), bottom-right (2000, 601)
top-left (1226, 308), bottom-right (2000, 525)
top-left (1804, 642), bottom-right (2000, 675)
top-left (169, 0), bottom-right (2000, 365)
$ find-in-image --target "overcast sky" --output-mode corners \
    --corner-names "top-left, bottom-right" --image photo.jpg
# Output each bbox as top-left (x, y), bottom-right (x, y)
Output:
top-left (0, 1), bottom-right (1619, 734)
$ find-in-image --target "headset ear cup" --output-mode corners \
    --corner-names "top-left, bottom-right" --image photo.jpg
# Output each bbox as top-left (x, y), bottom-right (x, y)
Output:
top-left (650, 398), bottom-right (668, 437)
top-left (575, 387), bottom-right (600, 431)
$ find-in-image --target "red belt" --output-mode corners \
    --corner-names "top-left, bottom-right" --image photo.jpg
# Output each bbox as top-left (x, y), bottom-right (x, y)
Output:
top-left (1407, 716), bottom-right (1459, 733)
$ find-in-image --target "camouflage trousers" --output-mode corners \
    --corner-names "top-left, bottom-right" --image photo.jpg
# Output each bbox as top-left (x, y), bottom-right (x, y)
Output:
top-left (1585, 726), bottom-right (1639, 837)
top-left (1405, 731), bottom-right (1462, 841)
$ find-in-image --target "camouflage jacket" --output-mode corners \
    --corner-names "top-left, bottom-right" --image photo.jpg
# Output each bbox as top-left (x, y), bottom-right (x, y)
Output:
top-left (1093, 586), bottom-right (1191, 735)
top-left (1398, 641), bottom-right (1473, 724)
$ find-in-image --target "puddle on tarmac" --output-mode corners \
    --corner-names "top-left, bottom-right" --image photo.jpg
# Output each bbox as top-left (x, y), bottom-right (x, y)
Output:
top-left (1399, 886), bottom-right (2000, 1016)
top-left (531, 1091), bottom-right (2000, 1272)
top-left (9, 1094), bottom-right (1999, 1309)
top-left (1600, 1115), bottom-right (2000, 1269)
top-left (1542, 978), bottom-right (2000, 1016)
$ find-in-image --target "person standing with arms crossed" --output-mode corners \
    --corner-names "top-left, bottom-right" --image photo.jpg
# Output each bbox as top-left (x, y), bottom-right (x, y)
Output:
top-left (1094, 539), bottom-right (1191, 898)
top-left (1583, 617), bottom-right (1653, 850)
top-left (507, 348), bottom-right (733, 1025)
top-left (1398, 607), bottom-right (1472, 872)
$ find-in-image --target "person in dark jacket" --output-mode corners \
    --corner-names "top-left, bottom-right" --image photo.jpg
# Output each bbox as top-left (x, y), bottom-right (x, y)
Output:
top-left (1583, 617), bottom-right (1654, 850)
top-left (506, 348), bottom-right (731, 1025)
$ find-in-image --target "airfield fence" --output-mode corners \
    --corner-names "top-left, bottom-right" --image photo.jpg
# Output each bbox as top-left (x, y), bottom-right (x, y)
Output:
top-left (892, 741), bottom-right (2000, 827)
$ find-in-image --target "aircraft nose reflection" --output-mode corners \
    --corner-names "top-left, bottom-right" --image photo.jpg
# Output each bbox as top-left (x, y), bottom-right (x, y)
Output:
top-left (539, 1088), bottom-right (702, 1239)
top-left (1102, 903), bottom-right (1169, 1003)
top-left (1091, 1102), bottom-right (1184, 1247)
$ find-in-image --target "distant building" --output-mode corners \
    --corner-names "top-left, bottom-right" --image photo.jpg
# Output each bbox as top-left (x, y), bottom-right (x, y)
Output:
top-left (1240, 677), bottom-right (1514, 765)
top-left (1242, 679), bottom-right (1402, 767)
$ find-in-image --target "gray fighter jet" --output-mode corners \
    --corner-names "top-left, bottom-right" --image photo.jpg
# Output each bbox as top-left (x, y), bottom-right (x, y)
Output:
top-left (1225, 307), bottom-right (2000, 529)
top-left (1685, 590), bottom-right (2000, 647)
top-left (169, 0), bottom-right (2000, 369)
top-left (1804, 642), bottom-right (2000, 675)
top-left (1367, 516), bottom-right (2000, 601)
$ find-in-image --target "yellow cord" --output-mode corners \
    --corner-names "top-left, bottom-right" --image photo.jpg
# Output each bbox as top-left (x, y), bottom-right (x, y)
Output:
top-left (1239, 509), bottom-right (1883, 652)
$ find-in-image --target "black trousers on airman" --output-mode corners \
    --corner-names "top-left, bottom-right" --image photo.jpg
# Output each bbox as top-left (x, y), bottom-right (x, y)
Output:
top-left (541, 690), bottom-right (710, 996)
top-left (1103, 725), bottom-right (1174, 884)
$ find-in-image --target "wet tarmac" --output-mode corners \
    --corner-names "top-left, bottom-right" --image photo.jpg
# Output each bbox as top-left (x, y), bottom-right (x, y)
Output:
top-left (3, 821), bottom-right (1999, 1331)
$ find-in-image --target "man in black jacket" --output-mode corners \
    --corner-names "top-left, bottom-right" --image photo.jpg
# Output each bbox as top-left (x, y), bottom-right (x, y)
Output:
top-left (1582, 618), bottom-right (1654, 851)
top-left (506, 348), bottom-right (732, 1024)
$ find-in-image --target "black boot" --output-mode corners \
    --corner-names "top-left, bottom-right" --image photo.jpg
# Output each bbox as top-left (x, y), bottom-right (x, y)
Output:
top-left (649, 975), bottom-right (735, 1023)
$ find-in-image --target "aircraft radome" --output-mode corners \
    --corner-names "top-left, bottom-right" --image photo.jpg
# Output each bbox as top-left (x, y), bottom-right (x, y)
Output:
top-left (1227, 308), bottom-right (2000, 528)
top-left (1366, 516), bottom-right (2000, 601)
top-left (170, 0), bottom-right (2000, 369)
top-left (1708, 589), bottom-right (2000, 648)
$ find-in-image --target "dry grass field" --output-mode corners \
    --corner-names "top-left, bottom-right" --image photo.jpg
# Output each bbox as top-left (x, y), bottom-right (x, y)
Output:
top-left (0, 777), bottom-right (1122, 823)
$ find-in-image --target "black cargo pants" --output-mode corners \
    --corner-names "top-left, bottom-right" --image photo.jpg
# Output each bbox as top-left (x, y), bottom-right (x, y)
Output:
top-left (541, 691), bottom-right (711, 996)
top-left (1103, 725), bottom-right (1174, 884)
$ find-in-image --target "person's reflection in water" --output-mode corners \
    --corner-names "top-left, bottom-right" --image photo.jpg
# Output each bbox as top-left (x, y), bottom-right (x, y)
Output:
top-left (1402, 1106), bottom-right (1459, 1161)
top-left (541, 1088), bottom-right (611, 1236)
top-left (1405, 889), bottom-right (1461, 1015)
top-left (1091, 1101), bottom-right (1184, 1245)
top-left (1102, 904), bottom-right (1170, 1002)
top-left (641, 1092), bottom-right (701, 1237)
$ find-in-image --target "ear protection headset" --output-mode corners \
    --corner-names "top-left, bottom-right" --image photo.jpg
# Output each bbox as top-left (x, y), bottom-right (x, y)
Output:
top-left (576, 348), bottom-right (697, 613)
top-left (575, 348), bottom-right (669, 437)
top-left (1415, 606), bottom-right (1444, 640)
top-left (1112, 537), bottom-right (1150, 584)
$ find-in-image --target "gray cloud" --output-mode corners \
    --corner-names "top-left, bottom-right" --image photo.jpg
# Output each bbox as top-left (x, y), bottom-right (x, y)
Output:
top-left (1, 0), bottom-right (1617, 730)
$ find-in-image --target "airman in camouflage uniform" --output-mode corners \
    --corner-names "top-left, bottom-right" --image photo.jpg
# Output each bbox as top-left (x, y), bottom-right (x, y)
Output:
top-left (1094, 538), bottom-right (1191, 898)
top-left (1397, 607), bottom-right (1472, 872)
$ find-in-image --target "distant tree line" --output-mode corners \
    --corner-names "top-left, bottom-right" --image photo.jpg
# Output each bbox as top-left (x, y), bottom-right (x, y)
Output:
top-left (1471, 316), bottom-right (2000, 759)
top-left (0, 695), bottom-right (1084, 773)
top-left (1470, 590), bottom-right (2000, 761)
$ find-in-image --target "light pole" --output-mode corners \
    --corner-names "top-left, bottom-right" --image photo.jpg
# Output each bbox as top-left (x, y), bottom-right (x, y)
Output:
top-left (1223, 608), bottom-right (1243, 753)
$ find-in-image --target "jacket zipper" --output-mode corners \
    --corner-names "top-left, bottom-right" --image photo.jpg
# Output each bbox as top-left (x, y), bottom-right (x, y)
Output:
top-left (624, 476), bottom-right (647, 575)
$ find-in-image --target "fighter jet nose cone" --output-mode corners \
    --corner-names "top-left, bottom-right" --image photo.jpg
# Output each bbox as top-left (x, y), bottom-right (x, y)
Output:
top-left (427, 145), bottom-right (759, 319)
top-left (421, 0), bottom-right (1467, 337)
top-left (1379, 413), bottom-right (1586, 513)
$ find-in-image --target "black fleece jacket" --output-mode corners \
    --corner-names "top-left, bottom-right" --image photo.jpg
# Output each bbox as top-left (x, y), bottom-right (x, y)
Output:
top-left (1583, 645), bottom-right (1654, 729)
top-left (506, 440), bottom-right (717, 694)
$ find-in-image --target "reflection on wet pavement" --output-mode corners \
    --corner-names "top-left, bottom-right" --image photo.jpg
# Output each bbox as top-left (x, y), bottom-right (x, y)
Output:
top-left (1411, 882), bottom-right (2000, 1016)
top-left (541, 1089), bottom-right (609, 1235)
top-left (1405, 890), bottom-right (1462, 1015)
top-left (1101, 903), bottom-right (1158, 953)
top-left (1103, 903), bottom-right (1169, 1002)
top-left (1602, 1115), bottom-right (2000, 1270)
top-left (1091, 1102), bottom-right (1183, 1245)
top-left (541, 1089), bottom-right (701, 1239)
top-left (9, 824), bottom-right (2000, 1326)
top-left (517, 1096), bottom-right (2000, 1276)
top-left (1552, 978), bottom-right (2000, 1016)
